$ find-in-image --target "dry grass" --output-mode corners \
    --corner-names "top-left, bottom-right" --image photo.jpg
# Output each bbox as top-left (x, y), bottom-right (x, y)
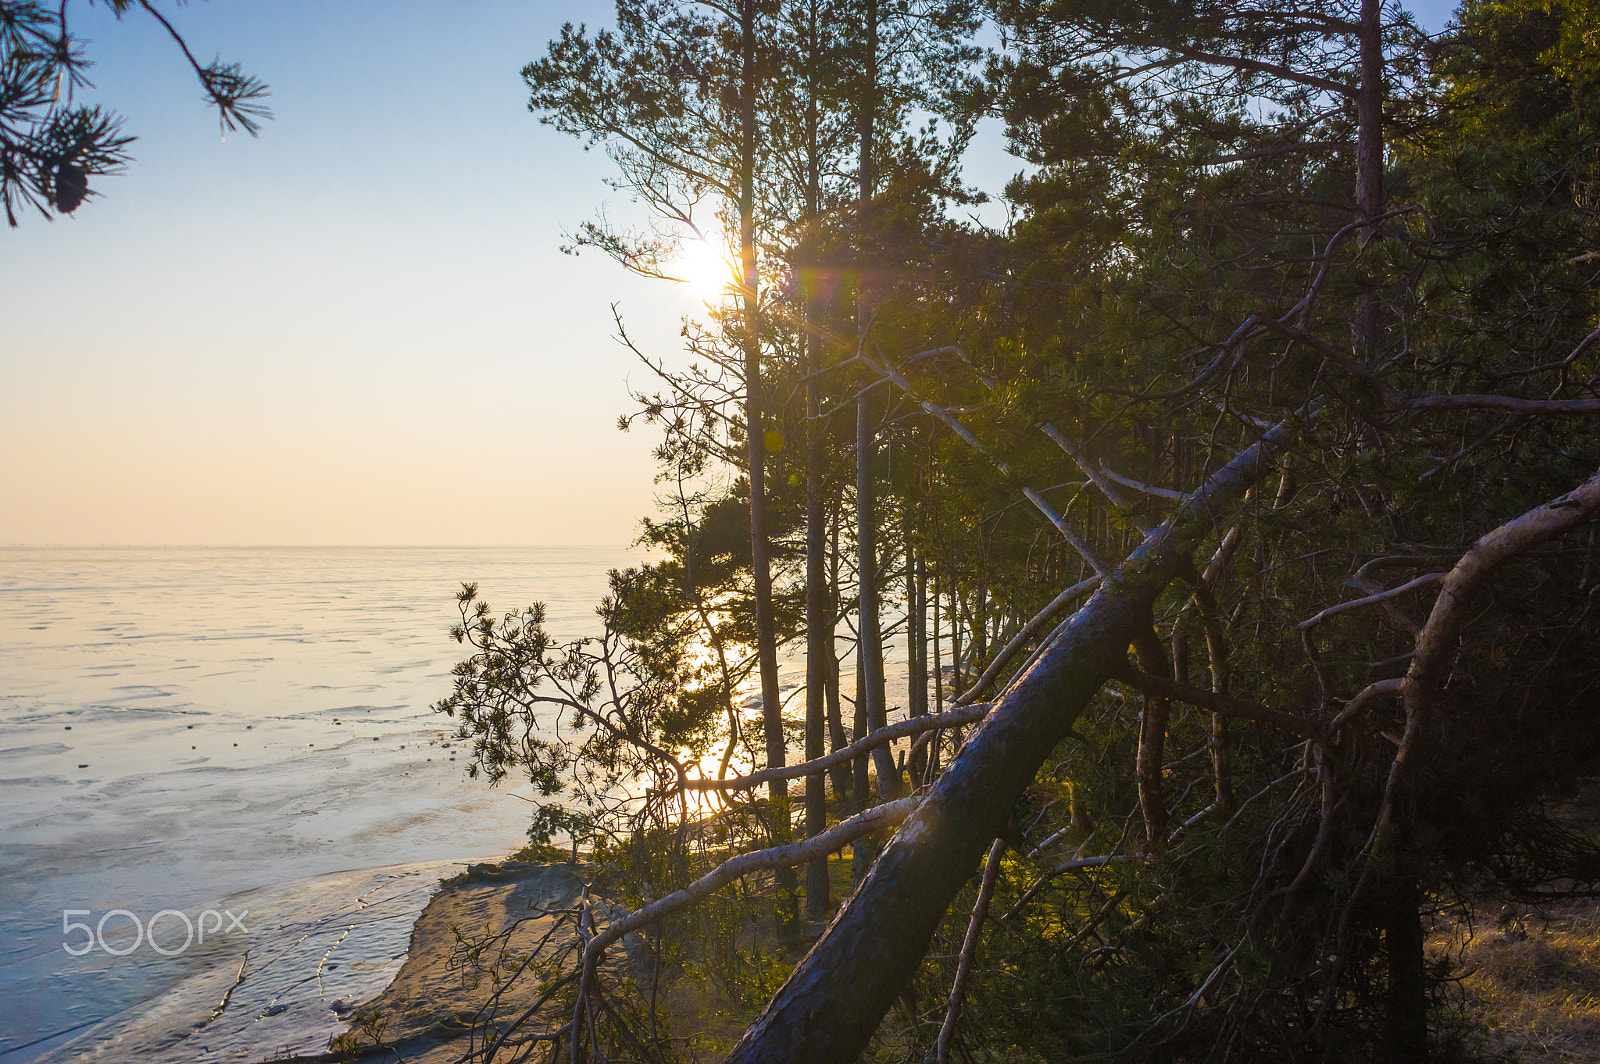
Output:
top-left (1434, 897), bottom-right (1600, 1062)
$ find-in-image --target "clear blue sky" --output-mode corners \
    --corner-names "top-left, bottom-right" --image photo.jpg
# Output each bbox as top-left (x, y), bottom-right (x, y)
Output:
top-left (0, 0), bottom-right (1458, 546)
top-left (2, 0), bottom-right (695, 545)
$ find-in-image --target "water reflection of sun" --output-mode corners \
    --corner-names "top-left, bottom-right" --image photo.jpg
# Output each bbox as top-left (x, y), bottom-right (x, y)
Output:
top-left (664, 624), bottom-right (764, 817)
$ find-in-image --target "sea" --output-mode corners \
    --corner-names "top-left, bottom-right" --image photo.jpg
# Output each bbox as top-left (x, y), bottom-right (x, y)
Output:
top-left (0, 546), bottom-right (642, 1062)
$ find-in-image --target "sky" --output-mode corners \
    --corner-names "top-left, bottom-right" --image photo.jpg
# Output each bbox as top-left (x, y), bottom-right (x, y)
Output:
top-left (0, 0), bottom-right (1458, 547)
top-left (1, 0), bottom-right (704, 546)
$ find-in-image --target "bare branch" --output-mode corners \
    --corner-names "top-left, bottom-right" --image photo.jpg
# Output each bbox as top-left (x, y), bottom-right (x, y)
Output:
top-left (1112, 662), bottom-right (1321, 740)
top-left (1022, 487), bottom-right (1115, 578)
top-left (1329, 677), bottom-right (1403, 730)
top-left (1410, 394), bottom-right (1600, 416)
top-left (1296, 572), bottom-right (1445, 630)
top-left (673, 704), bottom-right (989, 792)
top-left (1375, 468), bottom-right (1600, 843)
top-left (937, 838), bottom-right (1007, 1064)
top-left (1161, 42), bottom-right (1351, 97)
top-left (584, 797), bottom-right (922, 957)
top-left (1099, 465), bottom-right (1185, 501)
top-left (957, 576), bottom-right (1102, 705)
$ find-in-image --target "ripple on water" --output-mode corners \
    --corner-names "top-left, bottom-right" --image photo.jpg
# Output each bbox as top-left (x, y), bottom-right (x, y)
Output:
top-left (0, 546), bottom-right (638, 1062)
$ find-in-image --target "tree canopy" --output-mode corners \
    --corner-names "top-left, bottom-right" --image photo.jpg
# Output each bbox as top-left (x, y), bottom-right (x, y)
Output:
top-left (436, 0), bottom-right (1600, 1060)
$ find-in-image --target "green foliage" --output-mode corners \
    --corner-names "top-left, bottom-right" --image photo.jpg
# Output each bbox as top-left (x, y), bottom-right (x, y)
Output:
top-left (441, 0), bottom-right (1600, 1059)
top-left (433, 578), bottom-right (714, 851)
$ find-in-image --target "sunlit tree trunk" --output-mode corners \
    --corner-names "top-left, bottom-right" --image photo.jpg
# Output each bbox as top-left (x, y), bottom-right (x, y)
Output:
top-left (856, 390), bottom-right (897, 800)
top-left (737, 0), bottom-right (796, 933)
top-left (850, 0), bottom-right (892, 885)
top-left (801, 0), bottom-right (833, 920)
top-left (826, 511), bottom-right (852, 800)
top-left (905, 518), bottom-right (928, 784)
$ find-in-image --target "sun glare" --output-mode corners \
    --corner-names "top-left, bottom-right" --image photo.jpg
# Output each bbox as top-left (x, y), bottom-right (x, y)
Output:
top-left (673, 237), bottom-right (735, 300)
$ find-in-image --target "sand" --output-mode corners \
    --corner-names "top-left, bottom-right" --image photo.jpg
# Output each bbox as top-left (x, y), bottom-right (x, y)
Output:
top-left (323, 860), bottom-right (645, 1064)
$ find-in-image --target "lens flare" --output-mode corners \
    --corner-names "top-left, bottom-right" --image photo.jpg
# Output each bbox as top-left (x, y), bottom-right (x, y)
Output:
top-left (672, 238), bottom-right (734, 299)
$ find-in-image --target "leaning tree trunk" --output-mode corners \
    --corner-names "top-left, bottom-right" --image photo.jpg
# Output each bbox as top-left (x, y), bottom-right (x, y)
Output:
top-left (722, 419), bottom-right (1297, 1064)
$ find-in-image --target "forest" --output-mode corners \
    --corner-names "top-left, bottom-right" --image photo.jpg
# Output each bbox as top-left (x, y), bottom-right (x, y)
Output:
top-left (429, 0), bottom-right (1600, 1060)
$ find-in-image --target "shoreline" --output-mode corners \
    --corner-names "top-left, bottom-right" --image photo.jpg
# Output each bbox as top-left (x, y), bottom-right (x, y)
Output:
top-left (28, 859), bottom-right (484, 1064)
top-left (26, 854), bottom-right (632, 1064)
top-left (318, 859), bottom-right (632, 1064)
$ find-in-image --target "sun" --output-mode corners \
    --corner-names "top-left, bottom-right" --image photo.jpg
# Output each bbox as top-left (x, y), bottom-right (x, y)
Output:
top-left (671, 237), bottom-right (735, 300)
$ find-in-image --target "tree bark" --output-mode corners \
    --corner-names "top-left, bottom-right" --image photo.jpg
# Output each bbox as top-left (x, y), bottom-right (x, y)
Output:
top-left (737, 0), bottom-right (795, 933)
top-left (858, 390), bottom-right (898, 801)
top-left (908, 536), bottom-right (928, 783)
top-left (1384, 871), bottom-right (1428, 1063)
top-left (723, 419), bottom-right (1298, 1064)
top-left (827, 511), bottom-right (853, 801)
top-left (801, 0), bottom-right (832, 922)
top-left (1355, 0), bottom-right (1386, 359)
top-left (1131, 628), bottom-right (1173, 854)
top-left (1356, 0), bottom-right (1384, 240)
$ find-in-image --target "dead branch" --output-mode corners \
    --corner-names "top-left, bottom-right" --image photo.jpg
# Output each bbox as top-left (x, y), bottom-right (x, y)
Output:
top-left (1023, 487), bottom-right (1115, 578)
top-left (1112, 662), bottom-right (1321, 740)
top-left (1100, 465), bottom-right (1185, 501)
top-left (595, 796), bottom-right (919, 952)
top-left (957, 576), bottom-right (1102, 705)
top-left (672, 705), bottom-right (989, 792)
top-left (937, 838), bottom-right (1008, 1064)
top-left (1131, 629), bottom-right (1175, 853)
top-left (1410, 394), bottom-right (1600, 416)
top-left (1328, 677), bottom-right (1403, 731)
top-left (1375, 467), bottom-right (1600, 843)
top-left (1296, 572), bottom-right (1445, 630)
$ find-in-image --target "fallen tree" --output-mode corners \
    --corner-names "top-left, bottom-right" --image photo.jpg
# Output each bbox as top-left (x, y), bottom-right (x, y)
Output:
top-left (724, 417), bottom-right (1300, 1062)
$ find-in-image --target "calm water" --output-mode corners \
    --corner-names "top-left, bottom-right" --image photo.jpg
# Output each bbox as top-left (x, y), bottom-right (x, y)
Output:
top-left (0, 546), bottom-right (637, 1062)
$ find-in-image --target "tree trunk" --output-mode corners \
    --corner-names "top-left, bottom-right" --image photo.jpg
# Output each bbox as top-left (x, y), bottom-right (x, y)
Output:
top-left (803, 315), bottom-right (831, 918)
top-left (858, 390), bottom-right (897, 800)
top-left (1384, 871), bottom-right (1428, 1062)
top-left (737, 0), bottom-right (795, 934)
top-left (801, 0), bottom-right (832, 922)
top-left (850, 0), bottom-right (890, 881)
top-left (949, 579), bottom-right (963, 697)
top-left (827, 515), bottom-right (853, 801)
top-left (929, 560), bottom-right (944, 778)
top-left (723, 420), bottom-right (1296, 1064)
top-left (1356, 0), bottom-right (1384, 238)
top-left (1131, 628), bottom-right (1172, 854)
top-left (1355, 0), bottom-right (1386, 360)
top-left (907, 527), bottom-right (928, 784)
